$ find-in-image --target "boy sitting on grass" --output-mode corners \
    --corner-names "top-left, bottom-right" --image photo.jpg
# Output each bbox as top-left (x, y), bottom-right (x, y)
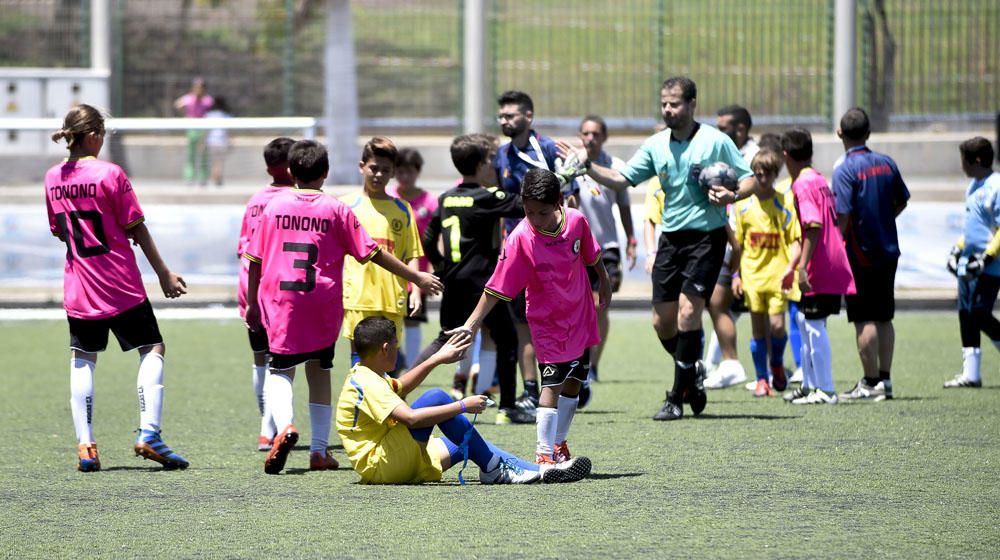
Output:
top-left (336, 316), bottom-right (591, 485)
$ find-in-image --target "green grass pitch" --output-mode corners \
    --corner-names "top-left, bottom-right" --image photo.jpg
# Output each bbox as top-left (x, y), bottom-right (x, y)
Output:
top-left (2, 311), bottom-right (998, 558)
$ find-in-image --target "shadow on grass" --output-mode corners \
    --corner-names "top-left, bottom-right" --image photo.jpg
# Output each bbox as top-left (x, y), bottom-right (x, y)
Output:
top-left (693, 413), bottom-right (801, 420)
top-left (588, 472), bottom-right (644, 480)
top-left (291, 444), bottom-right (344, 451)
top-left (102, 466), bottom-right (180, 472)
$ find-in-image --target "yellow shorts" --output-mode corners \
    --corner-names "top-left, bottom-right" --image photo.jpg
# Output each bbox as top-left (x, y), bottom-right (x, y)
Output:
top-left (342, 309), bottom-right (404, 343)
top-left (359, 428), bottom-right (446, 485)
top-left (744, 289), bottom-right (790, 315)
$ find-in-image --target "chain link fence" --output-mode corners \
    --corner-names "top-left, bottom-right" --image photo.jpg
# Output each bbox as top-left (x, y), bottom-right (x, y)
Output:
top-left (2, 0), bottom-right (997, 129)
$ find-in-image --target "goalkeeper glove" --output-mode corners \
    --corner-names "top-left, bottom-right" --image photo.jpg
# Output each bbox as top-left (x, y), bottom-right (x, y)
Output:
top-left (554, 152), bottom-right (588, 186)
top-left (962, 252), bottom-right (992, 280)
top-left (947, 245), bottom-right (961, 276)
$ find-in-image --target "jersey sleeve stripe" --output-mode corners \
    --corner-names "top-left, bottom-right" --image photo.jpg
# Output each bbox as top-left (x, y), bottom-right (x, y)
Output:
top-left (124, 217), bottom-right (145, 230)
top-left (244, 253), bottom-right (262, 264)
top-left (359, 246), bottom-right (381, 264)
top-left (484, 287), bottom-right (513, 302)
top-left (587, 254), bottom-right (602, 267)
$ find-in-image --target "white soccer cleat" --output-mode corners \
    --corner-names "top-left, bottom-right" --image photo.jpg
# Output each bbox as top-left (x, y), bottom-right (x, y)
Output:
top-left (791, 389), bottom-right (838, 405)
top-left (704, 359), bottom-right (747, 389)
top-left (479, 457), bottom-right (541, 485)
top-left (789, 367), bottom-right (804, 384)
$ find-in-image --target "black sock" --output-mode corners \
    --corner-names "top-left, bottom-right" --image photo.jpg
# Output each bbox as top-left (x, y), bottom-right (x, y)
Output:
top-left (864, 376), bottom-right (881, 386)
top-left (524, 379), bottom-right (539, 398)
top-left (669, 330), bottom-right (703, 403)
top-left (659, 335), bottom-right (678, 356)
top-left (878, 370), bottom-right (891, 381)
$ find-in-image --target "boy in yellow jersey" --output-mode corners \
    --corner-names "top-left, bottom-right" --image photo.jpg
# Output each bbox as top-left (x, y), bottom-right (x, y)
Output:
top-left (642, 176), bottom-right (665, 274)
top-left (341, 137), bottom-right (425, 370)
top-left (731, 149), bottom-right (802, 397)
top-left (335, 316), bottom-right (591, 484)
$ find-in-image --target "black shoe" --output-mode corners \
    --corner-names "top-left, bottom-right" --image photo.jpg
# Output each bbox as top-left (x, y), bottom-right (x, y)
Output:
top-left (577, 381), bottom-right (592, 409)
top-left (496, 407), bottom-right (535, 424)
top-left (515, 392), bottom-right (539, 412)
top-left (653, 400), bottom-right (683, 421)
top-left (690, 361), bottom-right (707, 416)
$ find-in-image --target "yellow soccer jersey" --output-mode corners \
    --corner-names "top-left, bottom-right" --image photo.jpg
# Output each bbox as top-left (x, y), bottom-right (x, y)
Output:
top-left (734, 184), bottom-right (801, 297)
top-left (335, 365), bottom-right (443, 484)
top-left (339, 192), bottom-right (423, 314)
top-left (643, 176), bottom-right (665, 225)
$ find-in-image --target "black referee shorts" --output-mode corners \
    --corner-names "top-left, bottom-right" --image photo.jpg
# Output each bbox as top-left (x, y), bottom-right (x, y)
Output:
top-left (652, 227), bottom-right (728, 303)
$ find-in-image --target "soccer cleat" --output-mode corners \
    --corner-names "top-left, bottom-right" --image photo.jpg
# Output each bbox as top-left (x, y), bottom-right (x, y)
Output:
top-left (652, 400), bottom-right (683, 421)
top-left (264, 424), bottom-right (299, 475)
top-left (578, 381), bottom-right (592, 409)
top-left (495, 407), bottom-right (535, 425)
top-left (309, 450), bottom-right (339, 471)
top-left (753, 379), bottom-right (774, 397)
top-left (77, 442), bottom-right (100, 472)
top-left (770, 364), bottom-right (788, 392)
top-left (553, 440), bottom-right (572, 464)
top-left (479, 457), bottom-right (540, 484)
top-left (789, 367), bottom-right (804, 384)
top-left (515, 392), bottom-right (539, 412)
top-left (704, 359), bottom-right (748, 389)
top-left (541, 456), bottom-right (592, 483)
top-left (257, 435), bottom-right (273, 452)
top-left (134, 430), bottom-right (189, 470)
top-left (792, 389), bottom-right (838, 405)
top-left (944, 374), bottom-right (982, 388)
top-left (688, 361), bottom-right (707, 416)
top-left (535, 452), bottom-right (557, 466)
top-left (783, 386), bottom-right (810, 402)
top-left (841, 379), bottom-right (892, 401)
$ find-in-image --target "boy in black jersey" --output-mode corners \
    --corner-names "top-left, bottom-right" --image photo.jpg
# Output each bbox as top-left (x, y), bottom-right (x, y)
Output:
top-left (413, 133), bottom-right (532, 424)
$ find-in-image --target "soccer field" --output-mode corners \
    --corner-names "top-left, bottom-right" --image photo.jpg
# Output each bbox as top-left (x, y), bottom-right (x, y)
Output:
top-left (2, 311), bottom-right (997, 559)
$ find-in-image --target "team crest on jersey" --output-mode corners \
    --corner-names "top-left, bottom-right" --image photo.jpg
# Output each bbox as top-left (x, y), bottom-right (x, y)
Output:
top-left (417, 207), bottom-right (429, 219)
top-left (391, 218), bottom-right (404, 233)
top-left (572, 239), bottom-right (581, 254)
top-left (495, 190), bottom-right (507, 199)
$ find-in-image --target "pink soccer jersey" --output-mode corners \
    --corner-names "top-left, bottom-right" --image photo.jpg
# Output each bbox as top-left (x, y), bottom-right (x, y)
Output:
top-left (792, 168), bottom-right (856, 296)
top-left (484, 208), bottom-right (602, 363)
top-left (245, 188), bottom-right (380, 355)
top-left (387, 185), bottom-right (438, 272)
top-left (45, 157), bottom-right (148, 320)
top-left (237, 185), bottom-right (288, 317)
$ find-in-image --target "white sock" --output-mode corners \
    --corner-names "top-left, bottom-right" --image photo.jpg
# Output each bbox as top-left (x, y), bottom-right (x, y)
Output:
top-left (554, 395), bottom-right (579, 444)
top-left (805, 318), bottom-right (834, 393)
top-left (404, 325), bottom-right (421, 368)
top-left (70, 358), bottom-right (96, 444)
top-left (267, 371), bottom-right (295, 430)
top-left (474, 350), bottom-right (497, 395)
top-left (705, 331), bottom-right (722, 367)
top-left (308, 402), bottom-right (332, 453)
top-left (136, 352), bottom-right (164, 433)
top-left (963, 347), bottom-right (982, 382)
top-left (796, 312), bottom-right (814, 389)
top-left (535, 407), bottom-right (558, 456)
top-left (252, 365), bottom-right (267, 415)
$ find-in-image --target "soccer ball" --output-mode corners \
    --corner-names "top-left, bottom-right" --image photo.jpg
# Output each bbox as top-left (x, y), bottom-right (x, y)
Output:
top-left (698, 162), bottom-right (738, 192)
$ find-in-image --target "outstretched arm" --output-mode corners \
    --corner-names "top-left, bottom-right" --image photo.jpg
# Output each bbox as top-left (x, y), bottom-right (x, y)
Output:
top-left (447, 292), bottom-right (502, 337)
top-left (555, 141), bottom-right (631, 192)
top-left (396, 333), bottom-right (472, 397)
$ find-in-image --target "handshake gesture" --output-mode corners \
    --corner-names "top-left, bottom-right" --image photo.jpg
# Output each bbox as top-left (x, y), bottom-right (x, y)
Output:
top-left (554, 150), bottom-right (589, 186)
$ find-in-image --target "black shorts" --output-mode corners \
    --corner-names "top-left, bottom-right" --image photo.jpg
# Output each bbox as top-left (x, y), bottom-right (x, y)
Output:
top-left (439, 280), bottom-right (517, 347)
top-left (588, 247), bottom-right (623, 293)
top-left (68, 299), bottom-right (163, 353)
top-left (958, 273), bottom-right (1000, 314)
top-left (652, 228), bottom-right (728, 303)
top-left (845, 259), bottom-right (897, 323)
top-left (270, 344), bottom-right (335, 370)
top-left (798, 294), bottom-right (843, 320)
top-left (539, 349), bottom-right (591, 389)
top-left (406, 291), bottom-right (428, 323)
top-left (247, 326), bottom-right (270, 354)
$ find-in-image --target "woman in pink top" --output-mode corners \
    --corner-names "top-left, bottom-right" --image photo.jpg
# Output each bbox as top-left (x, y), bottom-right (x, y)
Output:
top-left (387, 148), bottom-right (439, 367)
top-left (46, 104), bottom-right (189, 472)
top-left (173, 77), bottom-right (213, 186)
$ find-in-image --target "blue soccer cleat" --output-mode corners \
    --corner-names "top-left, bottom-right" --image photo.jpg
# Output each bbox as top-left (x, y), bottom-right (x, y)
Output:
top-left (77, 442), bottom-right (101, 472)
top-left (134, 429), bottom-right (190, 470)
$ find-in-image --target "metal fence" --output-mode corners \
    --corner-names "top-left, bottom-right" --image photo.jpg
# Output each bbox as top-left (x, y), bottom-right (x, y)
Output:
top-left (2, 0), bottom-right (997, 129)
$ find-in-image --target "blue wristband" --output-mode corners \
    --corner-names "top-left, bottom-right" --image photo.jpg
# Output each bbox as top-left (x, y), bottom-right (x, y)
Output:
top-left (459, 400), bottom-right (467, 413)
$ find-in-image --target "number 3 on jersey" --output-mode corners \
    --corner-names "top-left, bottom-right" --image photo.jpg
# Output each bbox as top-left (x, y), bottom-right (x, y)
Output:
top-left (442, 215), bottom-right (462, 263)
top-left (279, 242), bottom-right (318, 292)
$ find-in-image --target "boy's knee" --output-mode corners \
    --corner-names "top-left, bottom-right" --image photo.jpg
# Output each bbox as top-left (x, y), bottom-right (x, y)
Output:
top-left (417, 388), bottom-right (453, 407)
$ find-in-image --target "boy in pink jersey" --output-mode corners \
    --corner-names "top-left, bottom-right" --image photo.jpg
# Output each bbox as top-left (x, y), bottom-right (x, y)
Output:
top-left (455, 168), bottom-right (611, 466)
top-left (244, 140), bottom-right (443, 475)
top-left (781, 129), bottom-right (856, 404)
top-left (237, 137), bottom-right (295, 452)
top-left (45, 105), bottom-right (189, 472)
top-left (386, 147), bottom-right (438, 367)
